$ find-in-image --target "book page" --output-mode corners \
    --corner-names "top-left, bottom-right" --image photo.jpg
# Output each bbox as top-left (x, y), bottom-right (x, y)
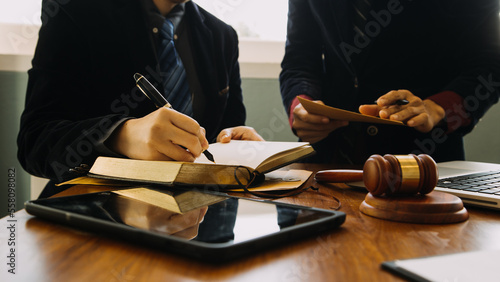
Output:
top-left (195, 140), bottom-right (310, 169)
top-left (90, 157), bottom-right (182, 183)
top-left (298, 97), bottom-right (405, 125)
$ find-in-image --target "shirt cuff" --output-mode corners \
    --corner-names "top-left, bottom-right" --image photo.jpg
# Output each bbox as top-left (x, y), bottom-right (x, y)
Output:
top-left (427, 91), bottom-right (471, 134)
top-left (289, 94), bottom-right (313, 128)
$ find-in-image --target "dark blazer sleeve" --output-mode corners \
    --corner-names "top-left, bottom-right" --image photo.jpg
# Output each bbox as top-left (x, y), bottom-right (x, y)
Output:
top-left (438, 0), bottom-right (500, 134)
top-left (279, 0), bottom-right (325, 116)
top-left (17, 1), bottom-right (140, 182)
top-left (18, 0), bottom-right (247, 183)
top-left (280, 0), bottom-right (500, 135)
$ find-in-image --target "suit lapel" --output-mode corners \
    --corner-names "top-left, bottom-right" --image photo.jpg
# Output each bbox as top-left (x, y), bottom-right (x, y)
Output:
top-left (184, 2), bottom-right (227, 137)
top-left (185, 3), bottom-right (221, 93)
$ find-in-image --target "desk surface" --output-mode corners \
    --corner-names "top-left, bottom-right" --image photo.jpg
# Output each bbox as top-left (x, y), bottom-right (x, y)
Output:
top-left (2, 163), bottom-right (500, 281)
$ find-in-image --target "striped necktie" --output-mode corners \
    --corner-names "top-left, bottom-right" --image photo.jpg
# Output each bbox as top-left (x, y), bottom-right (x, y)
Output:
top-left (157, 19), bottom-right (193, 116)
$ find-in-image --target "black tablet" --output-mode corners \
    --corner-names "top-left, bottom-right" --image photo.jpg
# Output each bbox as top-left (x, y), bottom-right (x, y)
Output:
top-left (25, 188), bottom-right (345, 263)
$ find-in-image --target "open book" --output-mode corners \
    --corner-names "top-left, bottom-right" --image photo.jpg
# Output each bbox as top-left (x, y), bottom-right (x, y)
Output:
top-left (59, 141), bottom-right (315, 189)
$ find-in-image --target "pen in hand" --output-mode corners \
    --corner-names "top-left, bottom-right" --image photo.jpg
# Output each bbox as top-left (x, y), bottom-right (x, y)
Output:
top-left (134, 73), bottom-right (215, 163)
top-left (374, 99), bottom-right (409, 106)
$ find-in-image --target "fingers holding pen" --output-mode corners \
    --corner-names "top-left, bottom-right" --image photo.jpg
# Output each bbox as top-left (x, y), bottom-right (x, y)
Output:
top-left (359, 89), bottom-right (414, 120)
top-left (376, 90), bottom-right (438, 129)
top-left (159, 107), bottom-right (209, 159)
top-left (130, 74), bottom-right (210, 160)
top-left (375, 90), bottom-right (410, 107)
top-left (109, 107), bottom-right (208, 162)
top-left (375, 90), bottom-right (414, 119)
top-left (197, 127), bottom-right (210, 150)
top-left (359, 89), bottom-right (445, 133)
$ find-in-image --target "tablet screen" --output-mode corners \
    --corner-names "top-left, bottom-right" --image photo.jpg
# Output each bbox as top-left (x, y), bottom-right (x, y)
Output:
top-left (29, 188), bottom-right (338, 243)
top-left (26, 188), bottom-right (345, 261)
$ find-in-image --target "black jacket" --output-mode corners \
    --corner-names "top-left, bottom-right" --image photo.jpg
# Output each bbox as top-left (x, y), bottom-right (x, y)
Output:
top-left (280, 0), bottom-right (500, 164)
top-left (17, 0), bottom-right (245, 189)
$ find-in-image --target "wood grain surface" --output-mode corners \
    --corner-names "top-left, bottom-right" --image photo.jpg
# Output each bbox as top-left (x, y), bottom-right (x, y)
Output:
top-left (2, 163), bottom-right (500, 282)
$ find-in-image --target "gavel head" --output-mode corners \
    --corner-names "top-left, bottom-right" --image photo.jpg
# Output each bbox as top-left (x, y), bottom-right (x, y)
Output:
top-left (363, 154), bottom-right (438, 196)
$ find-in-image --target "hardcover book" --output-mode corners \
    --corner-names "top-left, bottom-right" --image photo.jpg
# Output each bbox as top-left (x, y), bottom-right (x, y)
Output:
top-left (59, 141), bottom-right (315, 190)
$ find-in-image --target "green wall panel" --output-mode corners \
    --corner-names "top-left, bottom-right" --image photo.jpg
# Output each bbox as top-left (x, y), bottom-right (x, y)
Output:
top-left (241, 78), bottom-right (296, 142)
top-left (0, 71), bottom-right (30, 217)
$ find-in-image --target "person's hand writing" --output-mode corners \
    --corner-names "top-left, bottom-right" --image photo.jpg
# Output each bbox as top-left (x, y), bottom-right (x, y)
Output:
top-left (217, 126), bottom-right (265, 143)
top-left (108, 107), bottom-right (209, 162)
top-left (292, 100), bottom-right (348, 144)
top-left (359, 89), bottom-right (445, 133)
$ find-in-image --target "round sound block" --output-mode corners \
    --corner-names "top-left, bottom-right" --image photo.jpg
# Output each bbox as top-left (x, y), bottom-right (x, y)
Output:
top-left (359, 191), bottom-right (469, 224)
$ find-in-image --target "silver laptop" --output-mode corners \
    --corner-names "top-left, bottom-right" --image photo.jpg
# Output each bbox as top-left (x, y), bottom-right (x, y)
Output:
top-left (435, 161), bottom-right (500, 210)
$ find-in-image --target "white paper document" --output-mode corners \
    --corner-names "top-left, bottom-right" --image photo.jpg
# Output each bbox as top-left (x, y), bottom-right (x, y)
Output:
top-left (383, 249), bottom-right (500, 282)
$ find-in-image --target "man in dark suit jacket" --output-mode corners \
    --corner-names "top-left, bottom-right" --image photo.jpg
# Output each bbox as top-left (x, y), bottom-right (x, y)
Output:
top-left (280, 0), bottom-right (500, 165)
top-left (17, 0), bottom-right (262, 197)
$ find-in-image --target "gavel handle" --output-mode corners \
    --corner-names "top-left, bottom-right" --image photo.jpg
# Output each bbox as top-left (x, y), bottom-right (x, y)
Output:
top-left (314, 169), bottom-right (364, 183)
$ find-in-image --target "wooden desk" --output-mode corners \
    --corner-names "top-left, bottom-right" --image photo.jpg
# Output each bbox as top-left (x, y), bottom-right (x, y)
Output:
top-left (2, 163), bottom-right (500, 281)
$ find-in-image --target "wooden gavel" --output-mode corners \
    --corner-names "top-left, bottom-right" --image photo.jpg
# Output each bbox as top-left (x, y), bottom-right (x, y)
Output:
top-left (315, 154), bottom-right (438, 196)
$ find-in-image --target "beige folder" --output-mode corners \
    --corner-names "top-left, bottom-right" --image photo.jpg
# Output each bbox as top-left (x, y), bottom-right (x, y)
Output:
top-left (298, 97), bottom-right (405, 126)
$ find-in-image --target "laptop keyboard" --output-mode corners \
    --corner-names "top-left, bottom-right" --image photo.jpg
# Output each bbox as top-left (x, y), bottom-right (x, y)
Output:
top-left (438, 171), bottom-right (500, 195)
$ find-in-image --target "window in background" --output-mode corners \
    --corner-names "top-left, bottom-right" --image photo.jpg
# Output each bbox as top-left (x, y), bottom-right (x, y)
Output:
top-left (0, 0), bottom-right (43, 71)
top-left (0, 0), bottom-right (42, 25)
top-left (0, 0), bottom-right (288, 77)
top-left (1, 0), bottom-right (289, 41)
top-left (195, 0), bottom-right (288, 41)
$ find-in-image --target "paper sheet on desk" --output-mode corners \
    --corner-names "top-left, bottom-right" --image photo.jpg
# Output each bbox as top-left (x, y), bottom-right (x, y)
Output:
top-left (298, 97), bottom-right (405, 125)
top-left (383, 249), bottom-right (500, 282)
top-left (228, 170), bottom-right (313, 192)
